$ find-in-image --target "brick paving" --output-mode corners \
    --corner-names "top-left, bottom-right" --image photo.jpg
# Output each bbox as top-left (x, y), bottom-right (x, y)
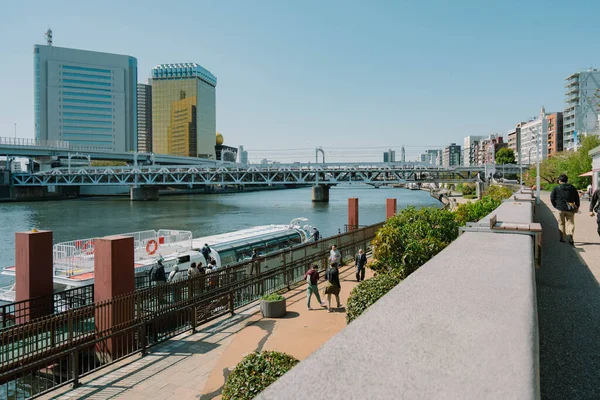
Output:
top-left (42, 263), bottom-right (371, 400)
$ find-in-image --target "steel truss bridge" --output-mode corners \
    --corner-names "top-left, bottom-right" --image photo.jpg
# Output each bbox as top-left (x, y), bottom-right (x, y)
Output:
top-left (10, 163), bottom-right (522, 187)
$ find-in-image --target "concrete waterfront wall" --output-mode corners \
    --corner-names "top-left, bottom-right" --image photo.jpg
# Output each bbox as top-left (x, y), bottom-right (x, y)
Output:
top-left (259, 195), bottom-right (540, 400)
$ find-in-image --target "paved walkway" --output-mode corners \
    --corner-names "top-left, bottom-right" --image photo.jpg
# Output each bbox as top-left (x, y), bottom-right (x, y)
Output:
top-left (536, 192), bottom-right (600, 400)
top-left (43, 263), bottom-right (372, 400)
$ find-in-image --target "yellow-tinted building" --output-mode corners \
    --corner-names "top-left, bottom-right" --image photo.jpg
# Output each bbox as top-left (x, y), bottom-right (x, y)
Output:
top-left (167, 96), bottom-right (196, 157)
top-left (151, 63), bottom-right (216, 159)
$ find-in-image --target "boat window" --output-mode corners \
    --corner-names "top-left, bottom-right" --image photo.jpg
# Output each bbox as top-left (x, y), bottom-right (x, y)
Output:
top-left (177, 255), bottom-right (191, 264)
top-left (219, 250), bottom-right (237, 266)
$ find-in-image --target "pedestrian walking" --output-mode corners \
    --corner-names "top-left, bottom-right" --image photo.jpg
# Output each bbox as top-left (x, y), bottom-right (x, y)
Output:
top-left (324, 264), bottom-right (342, 312)
top-left (550, 174), bottom-right (580, 245)
top-left (354, 249), bottom-right (367, 282)
top-left (167, 265), bottom-right (186, 303)
top-left (587, 184), bottom-right (593, 202)
top-left (329, 245), bottom-right (341, 267)
top-left (589, 187), bottom-right (600, 237)
top-left (304, 264), bottom-right (326, 310)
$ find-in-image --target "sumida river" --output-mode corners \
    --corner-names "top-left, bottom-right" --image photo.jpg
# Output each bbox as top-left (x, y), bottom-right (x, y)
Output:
top-left (0, 185), bottom-right (440, 288)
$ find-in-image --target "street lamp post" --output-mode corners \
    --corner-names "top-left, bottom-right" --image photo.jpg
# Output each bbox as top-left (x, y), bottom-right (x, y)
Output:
top-left (14, 123), bottom-right (17, 140)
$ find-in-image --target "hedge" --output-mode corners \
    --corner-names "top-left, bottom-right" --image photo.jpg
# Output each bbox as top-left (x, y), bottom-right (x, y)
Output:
top-left (222, 351), bottom-right (299, 400)
top-left (346, 270), bottom-right (403, 324)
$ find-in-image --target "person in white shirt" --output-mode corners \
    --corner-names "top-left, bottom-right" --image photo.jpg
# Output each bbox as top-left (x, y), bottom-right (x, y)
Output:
top-left (329, 245), bottom-right (341, 267)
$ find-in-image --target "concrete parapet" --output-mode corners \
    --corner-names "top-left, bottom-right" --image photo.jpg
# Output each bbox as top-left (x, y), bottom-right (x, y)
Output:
top-left (259, 199), bottom-right (539, 400)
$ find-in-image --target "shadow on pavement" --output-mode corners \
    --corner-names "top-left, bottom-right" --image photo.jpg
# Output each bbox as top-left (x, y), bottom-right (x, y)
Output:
top-left (535, 202), bottom-right (600, 400)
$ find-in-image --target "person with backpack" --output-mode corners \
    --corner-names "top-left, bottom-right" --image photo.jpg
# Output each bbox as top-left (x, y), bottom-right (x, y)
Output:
top-left (550, 174), bottom-right (580, 245)
top-left (354, 249), bottom-right (367, 282)
top-left (324, 263), bottom-right (342, 312)
top-left (304, 264), bottom-right (326, 310)
top-left (201, 243), bottom-right (212, 262)
top-left (589, 186), bottom-right (600, 238)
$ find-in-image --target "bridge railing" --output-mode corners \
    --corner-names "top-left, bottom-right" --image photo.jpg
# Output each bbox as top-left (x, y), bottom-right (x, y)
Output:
top-left (0, 137), bottom-right (70, 149)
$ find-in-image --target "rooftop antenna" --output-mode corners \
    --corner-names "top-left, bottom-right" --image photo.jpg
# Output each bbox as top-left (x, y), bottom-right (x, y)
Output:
top-left (45, 28), bottom-right (53, 46)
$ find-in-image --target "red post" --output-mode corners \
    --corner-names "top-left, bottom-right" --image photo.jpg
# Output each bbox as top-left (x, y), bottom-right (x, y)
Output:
top-left (348, 198), bottom-right (359, 231)
top-left (386, 198), bottom-right (397, 220)
top-left (94, 236), bottom-right (135, 362)
top-left (15, 230), bottom-right (54, 323)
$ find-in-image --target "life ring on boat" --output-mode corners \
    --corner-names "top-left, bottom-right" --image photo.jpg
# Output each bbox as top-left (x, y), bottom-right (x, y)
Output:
top-left (82, 240), bottom-right (94, 255)
top-left (146, 240), bottom-right (159, 255)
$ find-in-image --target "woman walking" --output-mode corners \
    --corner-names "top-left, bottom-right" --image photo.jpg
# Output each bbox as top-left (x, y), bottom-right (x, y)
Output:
top-left (324, 264), bottom-right (342, 312)
top-left (304, 264), bottom-right (326, 310)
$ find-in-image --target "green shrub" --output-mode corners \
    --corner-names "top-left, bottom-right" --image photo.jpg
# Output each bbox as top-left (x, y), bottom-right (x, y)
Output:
top-left (482, 185), bottom-right (513, 202)
top-left (222, 351), bottom-right (299, 400)
top-left (372, 206), bottom-right (458, 278)
top-left (346, 270), bottom-right (403, 324)
top-left (454, 196), bottom-right (501, 226)
top-left (463, 194), bottom-right (477, 199)
top-left (261, 294), bottom-right (284, 302)
top-left (540, 182), bottom-right (559, 191)
top-left (461, 183), bottom-right (476, 196)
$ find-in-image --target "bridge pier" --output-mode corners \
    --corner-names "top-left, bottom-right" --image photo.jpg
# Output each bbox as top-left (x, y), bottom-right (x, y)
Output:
top-left (312, 184), bottom-right (330, 202)
top-left (130, 186), bottom-right (159, 201)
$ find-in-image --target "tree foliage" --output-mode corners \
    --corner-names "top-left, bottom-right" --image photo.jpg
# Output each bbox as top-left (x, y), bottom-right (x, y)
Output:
top-left (495, 147), bottom-right (515, 164)
top-left (222, 351), bottom-right (299, 400)
top-left (526, 135), bottom-right (600, 189)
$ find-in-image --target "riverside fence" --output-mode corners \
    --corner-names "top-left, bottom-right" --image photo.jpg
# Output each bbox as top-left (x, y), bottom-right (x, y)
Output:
top-left (0, 222), bottom-right (381, 399)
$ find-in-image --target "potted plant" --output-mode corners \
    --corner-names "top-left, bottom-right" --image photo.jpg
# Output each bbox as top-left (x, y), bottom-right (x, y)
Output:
top-left (260, 293), bottom-right (286, 318)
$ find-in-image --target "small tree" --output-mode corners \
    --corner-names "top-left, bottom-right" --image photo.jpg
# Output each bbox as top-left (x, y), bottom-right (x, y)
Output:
top-left (495, 148), bottom-right (515, 165)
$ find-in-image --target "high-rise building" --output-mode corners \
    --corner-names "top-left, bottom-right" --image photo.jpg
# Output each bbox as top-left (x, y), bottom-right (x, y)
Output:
top-left (34, 44), bottom-right (138, 152)
top-left (419, 149), bottom-right (442, 166)
top-left (442, 143), bottom-right (461, 167)
top-left (383, 149), bottom-right (396, 162)
top-left (151, 63), bottom-right (217, 159)
top-left (507, 127), bottom-right (520, 160)
top-left (401, 145), bottom-right (406, 162)
top-left (137, 83), bottom-right (152, 152)
top-left (463, 136), bottom-right (485, 166)
top-left (520, 107), bottom-right (551, 164)
top-left (238, 145), bottom-right (248, 164)
top-left (547, 112), bottom-right (563, 157)
top-left (564, 69), bottom-right (600, 150)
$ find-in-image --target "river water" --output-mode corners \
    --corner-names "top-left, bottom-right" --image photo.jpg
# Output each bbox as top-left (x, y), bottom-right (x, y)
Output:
top-left (0, 185), bottom-right (439, 287)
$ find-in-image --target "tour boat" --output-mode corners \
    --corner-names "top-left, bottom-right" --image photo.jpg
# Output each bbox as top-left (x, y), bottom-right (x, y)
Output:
top-left (0, 218), bottom-right (316, 303)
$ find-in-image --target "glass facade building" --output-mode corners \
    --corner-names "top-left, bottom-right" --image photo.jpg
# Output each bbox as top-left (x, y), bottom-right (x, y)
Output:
top-left (151, 63), bottom-right (216, 159)
top-left (34, 45), bottom-right (137, 152)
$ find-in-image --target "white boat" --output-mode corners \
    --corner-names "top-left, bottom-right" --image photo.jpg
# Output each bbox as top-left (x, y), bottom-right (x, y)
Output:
top-left (0, 218), bottom-right (316, 303)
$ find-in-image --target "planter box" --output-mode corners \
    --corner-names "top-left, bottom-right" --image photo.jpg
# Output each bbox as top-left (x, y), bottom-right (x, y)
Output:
top-left (260, 298), bottom-right (287, 318)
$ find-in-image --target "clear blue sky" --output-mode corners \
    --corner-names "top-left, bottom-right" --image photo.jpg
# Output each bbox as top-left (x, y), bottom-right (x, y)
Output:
top-left (1, 0), bottom-right (599, 162)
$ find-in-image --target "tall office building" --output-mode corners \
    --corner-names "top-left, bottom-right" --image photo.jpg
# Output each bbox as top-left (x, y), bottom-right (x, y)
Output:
top-left (137, 83), bottom-right (152, 152)
top-left (151, 63), bottom-right (217, 159)
top-left (442, 143), bottom-right (461, 167)
top-left (34, 44), bottom-right (137, 152)
top-left (419, 149), bottom-right (442, 166)
top-left (547, 112), bottom-right (563, 157)
top-left (238, 145), bottom-right (248, 164)
top-left (463, 135), bottom-right (485, 166)
top-left (564, 69), bottom-right (600, 149)
top-left (383, 149), bottom-right (396, 162)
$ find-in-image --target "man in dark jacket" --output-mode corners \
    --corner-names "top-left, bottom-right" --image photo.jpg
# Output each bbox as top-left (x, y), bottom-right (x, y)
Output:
top-left (355, 249), bottom-right (367, 282)
top-left (589, 186), bottom-right (600, 237)
top-left (550, 174), bottom-right (580, 245)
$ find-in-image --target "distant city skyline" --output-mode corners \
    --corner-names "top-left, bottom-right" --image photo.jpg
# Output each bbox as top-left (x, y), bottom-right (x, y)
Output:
top-left (1, 0), bottom-right (600, 162)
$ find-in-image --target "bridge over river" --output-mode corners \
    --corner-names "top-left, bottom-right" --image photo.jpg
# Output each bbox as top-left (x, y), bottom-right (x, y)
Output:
top-left (8, 163), bottom-right (523, 201)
